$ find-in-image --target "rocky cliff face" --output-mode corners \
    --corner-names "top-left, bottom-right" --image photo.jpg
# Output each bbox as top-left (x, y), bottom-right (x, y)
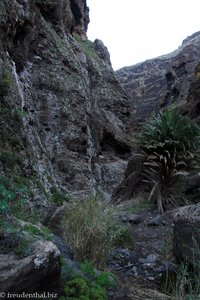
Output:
top-left (116, 31), bottom-right (200, 127)
top-left (0, 0), bottom-right (132, 201)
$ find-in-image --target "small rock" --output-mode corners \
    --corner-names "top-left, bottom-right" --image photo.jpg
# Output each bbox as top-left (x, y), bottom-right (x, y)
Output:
top-left (119, 213), bottom-right (141, 224)
top-left (145, 254), bottom-right (157, 264)
top-left (127, 213), bottom-right (141, 224)
top-left (130, 266), bottom-right (138, 276)
top-left (148, 277), bottom-right (155, 281)
top-left (121, 216), bottom-right (128, 222)
top-left (138, 258), bottom-right (145, 264)
top-left (146, 215), bottom-right (163, 226)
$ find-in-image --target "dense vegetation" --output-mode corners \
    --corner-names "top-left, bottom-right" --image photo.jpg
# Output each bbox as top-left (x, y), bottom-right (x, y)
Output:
top-left (62, 194), bottom-right (132, 269)
top-left (136, 110), bottom-right (200, 212)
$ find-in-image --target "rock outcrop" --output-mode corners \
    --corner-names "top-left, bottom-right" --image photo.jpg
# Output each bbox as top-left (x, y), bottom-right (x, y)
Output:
top-left (116, 31), bottom-right (200, 127)
top-left (0, 240), bottom-right (61, 292)
top-left (113, 32), bottom-right (200, 202)
top-left (0, 0), bottom-right (132, 292)
top-left (0, 0), bottom-right (132, 201)
top-left (171, 204), bottom-right (200, 265)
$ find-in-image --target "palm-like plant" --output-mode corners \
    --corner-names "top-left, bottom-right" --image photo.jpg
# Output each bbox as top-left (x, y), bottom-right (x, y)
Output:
top-left (137, 110), bottom-right (200, 213)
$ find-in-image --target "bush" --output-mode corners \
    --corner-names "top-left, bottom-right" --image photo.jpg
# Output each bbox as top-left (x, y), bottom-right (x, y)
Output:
top-left (60, 261), bottom-right (115, 300)
top-left (0, 184), bottom-right (15, 214)
top-left (0, 175), bottom-right (33, 220)
top-left (0, 151), bottom-right (21, 168)
top-left (62, 194), bottom-right (126, 268)
top-left (64, 278), bottom-right (89, 299)
top-left (0, 221), bottom-right (32, 257)
top-left (50, 186), bottom-right (70, 205)
top-left (137, 110), bottom-right (200, 213)
top-left (0, 67), bottom-right (12, 96)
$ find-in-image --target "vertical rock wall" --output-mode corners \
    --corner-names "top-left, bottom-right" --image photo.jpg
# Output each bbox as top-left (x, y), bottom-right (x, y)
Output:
top-left (0, 0), bottom-right (132, 200)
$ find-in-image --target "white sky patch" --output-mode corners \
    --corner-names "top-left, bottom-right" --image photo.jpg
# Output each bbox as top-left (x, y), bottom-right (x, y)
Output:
top-left (87, 0), bottom-right (200, 70)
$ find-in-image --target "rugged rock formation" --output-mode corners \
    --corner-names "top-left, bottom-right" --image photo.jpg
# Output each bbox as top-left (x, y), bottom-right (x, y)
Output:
top-left (0, 240), bottom-right (61, 292)
top-left (171, 204), bottom-right (200, 264)
top-left (0, 0), bottom-right (133, 293)
top-left (113, 32), bottom-right (200, 202)
top-left (116, 31), bottom-right (200, 127)
top-left (0, 0), bottom-right (132, 201)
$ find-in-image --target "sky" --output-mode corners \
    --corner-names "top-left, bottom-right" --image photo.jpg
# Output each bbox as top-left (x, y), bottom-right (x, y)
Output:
top-left (87, 0), bottom-right (200, 70)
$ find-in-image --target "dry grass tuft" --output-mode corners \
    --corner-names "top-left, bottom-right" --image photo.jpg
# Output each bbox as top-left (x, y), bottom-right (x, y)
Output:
top-left (62, 194), bottom-right (127, 269)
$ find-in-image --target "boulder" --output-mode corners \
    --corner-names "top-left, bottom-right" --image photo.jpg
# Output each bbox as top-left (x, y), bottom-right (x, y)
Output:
top-left (0, 240), bottom-right (61, 292)
top-left (172, 204), bottom-right (200, 264)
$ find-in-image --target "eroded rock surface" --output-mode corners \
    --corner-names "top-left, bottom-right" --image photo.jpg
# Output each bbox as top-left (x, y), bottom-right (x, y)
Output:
top-left (116, 31), bottom-right (200, 127)
top-left (171, 204), bottom-right (200, 264)
top-left (0, 0), bottom-right (132, 200)
top-left (0, 240), bottom-right (61, 292)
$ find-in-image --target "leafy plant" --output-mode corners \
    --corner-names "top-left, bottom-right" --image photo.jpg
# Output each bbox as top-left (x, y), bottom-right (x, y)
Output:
top-left (62, 194), bottom-right (126, 268)
top-left (0, 184), bottom-right (15, 214)
top-left (0, 151), bottom-right (22, 168)
top-left (136, 110), bottom-right (200, 213)
top-left (12, 109), bottom-right (27, 122)
top-left (0, 221), bottom-right (32, 257)
top-left (0, 67), bottom-right (12, 96)
top-left (64, 278), bottom-right (89, 299)
top-left (60, 261), bottom-right (115, 300)
top-left (50, 186), bottom-right (70, 205)
top-left (0, 175), bottom-right (35, 221)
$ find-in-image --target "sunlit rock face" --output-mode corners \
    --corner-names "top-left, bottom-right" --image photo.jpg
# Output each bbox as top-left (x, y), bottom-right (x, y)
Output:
top-left (0, 0), bottom-right (132, 199)
top-left (116, 31), bottom-right (200, 127)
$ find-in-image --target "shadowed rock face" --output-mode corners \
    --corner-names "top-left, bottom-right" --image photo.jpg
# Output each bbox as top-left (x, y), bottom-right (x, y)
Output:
top-left (0, 0), bottom-right (132, 199)
top-left (171, 204), bottom-right (200, 264)
top-left (0, 240), bottom-right (61, 293)
top-left (116, 31), bottom-right (200, 127)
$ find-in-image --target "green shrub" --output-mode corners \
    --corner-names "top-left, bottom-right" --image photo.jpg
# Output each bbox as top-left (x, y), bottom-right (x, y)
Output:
top-left (64, 278), bottom-right (89, 299)
top-left (63, 194), bottom-right (126, 268)
top-left (60, 262), bottom-right (115, 300)
top-left (137, 110), bottom-right (200, 213)
top-left (89, 282), bottom-right (107, 300)
top-left (0, 67), bottom-right (12, 95)
top-left (80, 261), bottom-right (116, 287)
top-left (0, 127), bottom-right (22, 151)
top-left (12, 109), bottom-right (26, 122)
top-left (0, 175), bottom-right (35, 221)
top-left (0, 184), bottom-right (15, 214)
top-left (96, 271), bottom-right (116, 288)
top-left (0, 151), bottom-right (21, 168)
top-left (50, 186), bottom-right (70, 205)
top-left (0, 226), bottom-right (32, 257)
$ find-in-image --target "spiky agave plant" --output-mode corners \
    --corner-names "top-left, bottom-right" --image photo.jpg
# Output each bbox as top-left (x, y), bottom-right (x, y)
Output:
top-left (137, 110), bottom-right (200, 213)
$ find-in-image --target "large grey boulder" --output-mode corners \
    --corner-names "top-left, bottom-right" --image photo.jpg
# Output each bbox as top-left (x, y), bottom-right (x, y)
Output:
top-left (0, 240), bottom-right (61, 292)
